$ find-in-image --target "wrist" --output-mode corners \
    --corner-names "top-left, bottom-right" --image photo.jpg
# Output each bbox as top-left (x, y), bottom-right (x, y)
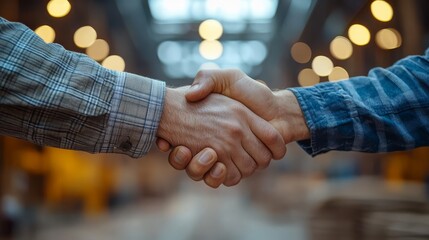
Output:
top-left (273, 90), bottom-right (310, 143)
top-left (157, 88), bottom-right (182, 142)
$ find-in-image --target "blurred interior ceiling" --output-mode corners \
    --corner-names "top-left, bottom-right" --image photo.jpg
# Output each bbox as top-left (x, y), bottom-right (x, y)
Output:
top-left (114, 0), bottom-right (302, 84)
top-left (111, 0), bottom-right (372, 86)
top-left (8, 0), bottom-right (428, 87)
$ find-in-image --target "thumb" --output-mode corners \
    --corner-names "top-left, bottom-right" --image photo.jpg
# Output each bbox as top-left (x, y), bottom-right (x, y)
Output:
top-left (185, 72), bottom-right (217, 102)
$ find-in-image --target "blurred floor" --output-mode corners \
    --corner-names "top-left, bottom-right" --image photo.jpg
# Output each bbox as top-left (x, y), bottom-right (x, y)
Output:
top-left (28, 176), bottom-right (429, 240)
top-left (33, 182), bottom-right (307, 240)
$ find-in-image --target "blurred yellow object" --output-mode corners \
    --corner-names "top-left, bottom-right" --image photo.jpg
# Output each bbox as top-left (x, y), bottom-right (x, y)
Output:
top-left (199, 40), bottom-right (223, 60)
top-left (330, 36), bottom-right (353, 60)
top-left (384, 152), bottom-right (407, 190)
top-left (86, 39), bottom-right (110, 61)
top-left (18, 150), bottom-right (46, 174)
top-left (291, 42), bottom-right (312, 64)
top-left (312, 55), bottom-right (334, 77)
top-left (376, 28), bottom-right (402, 50)
top-left (35, 25), bottom-right (55, 43)
top-left (74, 26), bottom-right (97, 48)
top-left (298, 68), bottom-right (320, 87)
top-left (47, 0), bottom-right (71, 18)
top-left (199, 19), bottom-right (223, 40)
top-left (329, 66), bottom-right (349, 81)
top-left (43, 148), bottom-right (113, 215)
top-left (102, 55), bottom-right (126, 71)
top-left (348, 24), bottom-right (371, 46)
top-left (371, 0), bottom-right (394, 22)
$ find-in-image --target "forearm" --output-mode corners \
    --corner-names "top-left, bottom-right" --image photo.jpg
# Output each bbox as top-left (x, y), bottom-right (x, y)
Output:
top-left (0, 18), bottom-right (166, 157)
top-left (289, 49), bottom-right (429, 156)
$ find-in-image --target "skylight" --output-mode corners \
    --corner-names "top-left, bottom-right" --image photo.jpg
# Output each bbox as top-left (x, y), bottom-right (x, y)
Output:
top-left (148, 0), bottom-right (279, 22)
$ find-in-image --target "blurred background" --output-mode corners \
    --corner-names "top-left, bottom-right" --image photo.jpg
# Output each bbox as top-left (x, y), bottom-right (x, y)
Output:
top-left (1, 0), bottom-right (429, 239)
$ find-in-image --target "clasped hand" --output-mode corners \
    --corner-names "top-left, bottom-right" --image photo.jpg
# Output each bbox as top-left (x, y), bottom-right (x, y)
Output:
top-left (156, 69), bottom-right (308, 188)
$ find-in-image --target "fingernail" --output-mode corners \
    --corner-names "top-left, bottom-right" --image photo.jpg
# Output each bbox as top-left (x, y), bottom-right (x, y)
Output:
top-left (174, 148), bottom-right (187, 165)
top-left (189, 84), bottom-right (200, 92)
top-left (198, 151), bottom-right (213, 165)
top-left (211, 165), bottom-right (223, 178)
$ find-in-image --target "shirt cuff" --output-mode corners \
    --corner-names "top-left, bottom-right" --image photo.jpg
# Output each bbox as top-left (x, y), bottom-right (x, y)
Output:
top-left (289, 83), bottom-right (357, 156)
top-left (102, 72), bottom-right (166, 158)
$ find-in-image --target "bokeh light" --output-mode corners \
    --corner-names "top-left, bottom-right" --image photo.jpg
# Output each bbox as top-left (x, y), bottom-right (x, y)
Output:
top-left (86, 39), bottom-right (110, 61)
top-left (371, 0), bottom-right (394, 22)
top-left (157, 41), bottom-right (183, 64)
top-left (376, 28), bottom-right (402, 50)
top-left (329, 66), bottom-right (349, 81)
top-left (291, 42), bottom-right (312, 64)
top-left (199, 40), bottom-right (223, 60)
top-left (240, 41), bottom-right (267, 65)
top-left (35, 25), bottom-right (55, 43)
top-left (200, 62), bottom-right (220, 70)
top-left (330, 36), bottom-right (353, 60)
top-left (47, 0), bottom-right (71, 18)
top-left (298, 68), bottom-right (320, 87)
top-left (312, 56), bottom-right (334, 77)
top-left (74, 26), bottom-right (97, 48)
top-left (348, 24), bottom-right (371, 46)
top-left (199, 19), bottom-right (223, 40)
top-left (102, 55), bottom-right (126, 72)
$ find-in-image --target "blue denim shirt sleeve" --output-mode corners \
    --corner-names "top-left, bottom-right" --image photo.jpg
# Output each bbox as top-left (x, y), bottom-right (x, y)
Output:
top-left (289, 48), bottom-right (429, 156)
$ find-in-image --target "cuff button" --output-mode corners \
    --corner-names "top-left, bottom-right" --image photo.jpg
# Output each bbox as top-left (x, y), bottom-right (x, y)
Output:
top-left (119, 140), bottom-right (133, 152)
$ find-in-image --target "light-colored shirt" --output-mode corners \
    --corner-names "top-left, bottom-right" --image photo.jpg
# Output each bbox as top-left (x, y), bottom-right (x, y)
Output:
top-left (0, 17), bottom-right (166, 158)
top-left (291, 48), bottom-right (429, 156)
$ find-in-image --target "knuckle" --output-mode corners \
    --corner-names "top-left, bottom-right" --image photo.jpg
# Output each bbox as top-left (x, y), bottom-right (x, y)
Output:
top-left (227, 123), bottom-right (243, 138)
top-left (265, 129), bottom-right (281, 146)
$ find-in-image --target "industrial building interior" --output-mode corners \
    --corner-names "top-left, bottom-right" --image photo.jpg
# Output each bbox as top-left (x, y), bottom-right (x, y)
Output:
top-left (1, 0), bottom-right (429, 239)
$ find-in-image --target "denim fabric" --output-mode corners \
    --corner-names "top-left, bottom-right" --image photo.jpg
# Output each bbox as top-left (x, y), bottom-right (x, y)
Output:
top-left (290, 48), bottom-right (429, 156)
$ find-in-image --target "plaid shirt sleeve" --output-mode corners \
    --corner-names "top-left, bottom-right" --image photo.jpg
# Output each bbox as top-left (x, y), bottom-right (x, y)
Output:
top-left (0, 18), bottom-right (165, 158)
top-left (290, 48), bottom-right (429, 156)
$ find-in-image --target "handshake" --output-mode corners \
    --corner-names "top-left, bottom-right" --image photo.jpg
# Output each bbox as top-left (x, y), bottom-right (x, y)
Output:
top-left (156, 69), bottom-right (310, 188)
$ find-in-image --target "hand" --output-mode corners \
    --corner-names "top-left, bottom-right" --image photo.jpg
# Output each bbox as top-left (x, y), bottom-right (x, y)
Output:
top-left (159, 69), bottom-right (309, 187)
top-left (156, 87), bottom-right (286, 187)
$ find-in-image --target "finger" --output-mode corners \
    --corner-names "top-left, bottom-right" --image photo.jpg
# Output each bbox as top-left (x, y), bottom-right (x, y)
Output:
top-left (230, 148), bottom-right (257, 179)
top-left (186, 70), bottom-right (217, 102)
top-left (219, 153), bottom-right (242, 187)
top-left (156, 138), bottom-right (172, 152)
top-left (247, 113), bottom-right (287, 160)
top-left (185, 148), bottom-right (217, 181)
top-left (168, 146), bottom-right (192, 170)
top-left (241, 131), bottom-right (273, 170)
top-left (203, 162), bottom-right (226, 189)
